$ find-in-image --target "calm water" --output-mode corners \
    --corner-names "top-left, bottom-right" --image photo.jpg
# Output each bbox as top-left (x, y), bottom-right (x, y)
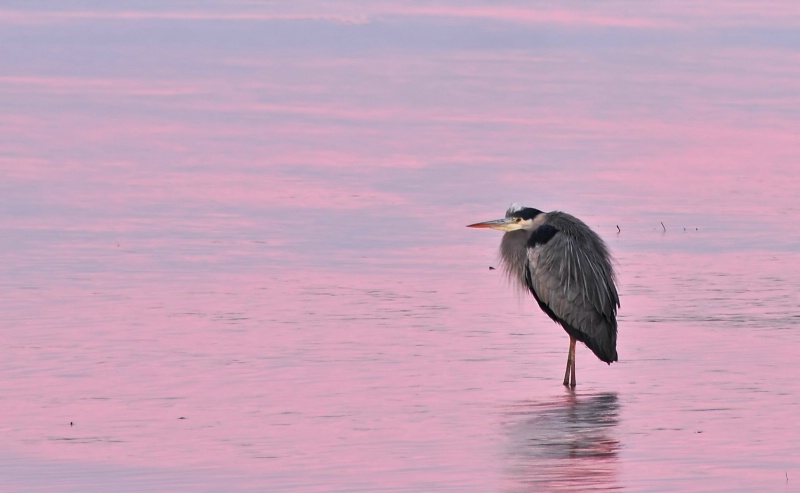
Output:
top-left (1, 2), bottom-right (799, 492)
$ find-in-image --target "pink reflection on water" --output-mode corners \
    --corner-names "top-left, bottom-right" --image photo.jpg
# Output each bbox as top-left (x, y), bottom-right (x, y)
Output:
top-left (502, 392), bottom-right (621, 492)
top-left (4, 2), bottom-right (797, 28)
top-left (388, 4), bottom-right (671, 28)
top-left (0, 9), bottom-right (371, 25)
top-left (3, 232), bottom-right (800, 491)
top-left (1, 268), bottom-right (510, 489)
top-left (0, 75), bottom-right (201, 96)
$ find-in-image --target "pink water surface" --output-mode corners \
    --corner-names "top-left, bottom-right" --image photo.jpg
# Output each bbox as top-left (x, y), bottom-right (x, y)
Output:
top-left (1, 2), bottom-right (799, 492)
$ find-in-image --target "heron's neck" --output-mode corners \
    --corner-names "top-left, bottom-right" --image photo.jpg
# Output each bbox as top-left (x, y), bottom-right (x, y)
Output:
top-left (499, 229), bottom-right (531, 287)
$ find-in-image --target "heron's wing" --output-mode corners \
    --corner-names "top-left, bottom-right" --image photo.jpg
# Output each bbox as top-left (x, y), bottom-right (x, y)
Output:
top-left (526, 229), bottom-right (619, 361)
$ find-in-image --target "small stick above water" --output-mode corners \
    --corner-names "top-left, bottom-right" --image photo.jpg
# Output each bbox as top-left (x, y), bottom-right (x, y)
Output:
top-left (660, 221), bottom-right (666, 232)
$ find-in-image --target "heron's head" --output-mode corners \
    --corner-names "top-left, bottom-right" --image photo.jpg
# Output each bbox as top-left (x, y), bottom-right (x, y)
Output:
top-left (467, 204), bottom-right (544, 232)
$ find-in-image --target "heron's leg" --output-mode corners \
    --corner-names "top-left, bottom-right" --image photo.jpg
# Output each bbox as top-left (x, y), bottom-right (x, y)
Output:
top-left (563, 336), bottom-right (576, 387)
top-left (569, 337), bottom-right (577, 387)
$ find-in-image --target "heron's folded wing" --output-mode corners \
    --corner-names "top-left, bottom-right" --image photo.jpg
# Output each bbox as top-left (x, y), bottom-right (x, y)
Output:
top-left (527, 231), bottom-right (618, 339)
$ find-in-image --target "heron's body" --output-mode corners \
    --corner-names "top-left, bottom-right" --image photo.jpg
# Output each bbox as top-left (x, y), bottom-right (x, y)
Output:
top-left (468, 205), bottom-right (619, 387)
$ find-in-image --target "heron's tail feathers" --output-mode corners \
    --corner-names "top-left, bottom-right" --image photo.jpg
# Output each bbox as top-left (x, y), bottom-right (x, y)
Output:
top-left (564, 319), bottom-right (618, 364)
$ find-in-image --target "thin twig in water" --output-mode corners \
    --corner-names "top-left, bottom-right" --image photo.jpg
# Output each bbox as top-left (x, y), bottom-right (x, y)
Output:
top-left (616, 225), bottom-right (621, 234)
top-left (660, 221), bottom-right (666, 232)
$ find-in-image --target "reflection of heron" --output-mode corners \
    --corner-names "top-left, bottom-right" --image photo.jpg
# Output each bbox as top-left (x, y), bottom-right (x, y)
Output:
top-left (503, 393), bottom-right (620, 492)
top-left (468, 205), bottom-right (619, 386)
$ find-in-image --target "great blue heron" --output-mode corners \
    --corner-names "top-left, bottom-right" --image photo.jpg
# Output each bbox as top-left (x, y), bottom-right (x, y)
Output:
top-left (468, 204), bottom-right (619, 387)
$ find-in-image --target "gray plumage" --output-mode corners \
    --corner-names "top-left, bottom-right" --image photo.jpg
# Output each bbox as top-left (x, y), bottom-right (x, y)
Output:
top-left (468, 204), bottom-right (620, 386)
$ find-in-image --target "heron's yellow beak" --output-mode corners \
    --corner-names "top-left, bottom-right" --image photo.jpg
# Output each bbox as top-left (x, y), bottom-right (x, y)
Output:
top-left (466, 218), bottom-right (522, 232)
